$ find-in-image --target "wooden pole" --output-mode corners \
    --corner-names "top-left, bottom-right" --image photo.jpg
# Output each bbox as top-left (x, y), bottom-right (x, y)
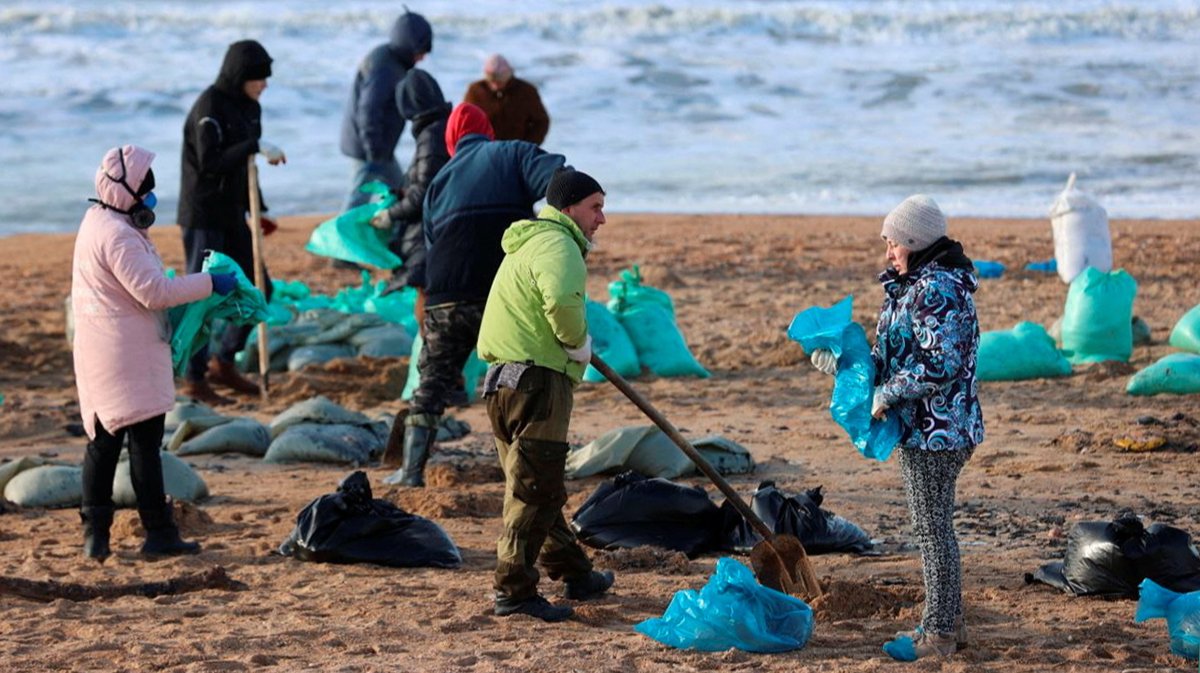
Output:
top-left (247, 157), bottom-right (270, 400)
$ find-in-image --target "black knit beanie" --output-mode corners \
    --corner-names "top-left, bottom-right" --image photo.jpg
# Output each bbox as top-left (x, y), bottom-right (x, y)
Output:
top-left (545, 168), bottom-right (604, 209)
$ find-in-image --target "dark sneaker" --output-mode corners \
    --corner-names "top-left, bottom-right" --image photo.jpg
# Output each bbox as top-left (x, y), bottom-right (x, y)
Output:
top-left (564, 570), bottom-right (615, 601)
top-left (494, 595), bottom-right (574, 622)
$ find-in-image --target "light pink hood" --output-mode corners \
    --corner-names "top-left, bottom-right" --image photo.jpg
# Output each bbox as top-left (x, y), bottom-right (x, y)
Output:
top-left (94, 145), bottom-right (155, 212)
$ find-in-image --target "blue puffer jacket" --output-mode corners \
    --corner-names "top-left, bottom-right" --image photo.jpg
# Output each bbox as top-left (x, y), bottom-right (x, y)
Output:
top-left (338, 12), bottom-right (432, 162)
top-left (872, 239), bottom-right (985, 452)
top-left (417, 135), bottom-right (564, 306)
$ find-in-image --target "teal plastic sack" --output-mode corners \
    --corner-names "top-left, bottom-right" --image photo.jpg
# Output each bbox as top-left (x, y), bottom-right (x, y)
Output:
top-left (400, 332), bottom-right (488, 403)
top-left (582, 299), bottom-right (641, 382)
top-left (1060, 267), bottom-right (1137, 364)
top-left (305, 182), bottom-right (401, 269)
top-left (787, 296), bottom-right (903, 461)
top-left (1127, 353), bottom-right (1200, 396)
top-left (169, 251), bottom-right (269, 376)
top-left (1135, 578), bottom-right (1200, 659)
top-left (634, 557), bottom-right (814, 653)
top-left (977, 322), bottom-right (1072, 381)
top-left (607, 267), bottom-right (708, 378)
top-left (1170, 304), bottom-right (1200, 354)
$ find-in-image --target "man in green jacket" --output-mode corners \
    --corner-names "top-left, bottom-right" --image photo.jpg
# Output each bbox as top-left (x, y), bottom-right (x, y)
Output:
top-left (477, 168), bottom-right (614, 622)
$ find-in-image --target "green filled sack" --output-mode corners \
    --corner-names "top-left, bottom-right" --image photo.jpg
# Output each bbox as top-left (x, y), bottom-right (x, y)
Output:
top-left (305, 182), bottom-right (401, 269)
top-left (977, 322), bottom-right (1072, 381)
top-left (3, 464), bottom-right (82, 508)
top-left (583, 299), bottom-right (641, 382)
top-left (169, 251), bottom-right (269, 376)
top-left (607, 267), bottom-right (708, 378)
top-left (1126, 353), bottom-right (1200, 396)
top-left (401, 333), bottom-right (488, 403)
top-left (1169, 304), bottom-right (1200, 354)
top-left (1060, 267), bottom-right (1137, 364)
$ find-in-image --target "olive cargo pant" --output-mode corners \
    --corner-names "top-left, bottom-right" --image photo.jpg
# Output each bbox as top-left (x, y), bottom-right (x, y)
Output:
top-left (488, 367), bottom-right (592, 601)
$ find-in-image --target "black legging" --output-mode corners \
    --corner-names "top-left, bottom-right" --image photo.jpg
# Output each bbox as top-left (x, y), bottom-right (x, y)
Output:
top-left (82, 415), bottom-right (166, 509)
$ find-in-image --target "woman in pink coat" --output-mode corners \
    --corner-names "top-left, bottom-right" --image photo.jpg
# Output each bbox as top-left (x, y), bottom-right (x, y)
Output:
top-left (72, 145), bottom-right (238, 560)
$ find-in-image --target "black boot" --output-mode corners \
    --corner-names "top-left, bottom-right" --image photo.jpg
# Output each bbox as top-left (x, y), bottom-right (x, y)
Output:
top-left (494, 595), bottom-right (574, 622)
top-left (382, 422), bottom-right (435, 487)
top-left (564, 570), bottom-right (615, 601)
top-left (80, 505), bottom-right (114, 560)
top-left (139, 503), bottom-right (201, 556)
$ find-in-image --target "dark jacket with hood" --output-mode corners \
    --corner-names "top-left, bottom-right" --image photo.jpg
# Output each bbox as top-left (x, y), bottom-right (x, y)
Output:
top-left (384, 69), bottom-right (451, 288)
top-left (178, 40), bottom-right (272, 231)
top-left (871, 237), bottom-right (985, 452)
top-left (418, 105), bottom-right (564, 306)
top-left (339, 12), bottom-right (433, 162)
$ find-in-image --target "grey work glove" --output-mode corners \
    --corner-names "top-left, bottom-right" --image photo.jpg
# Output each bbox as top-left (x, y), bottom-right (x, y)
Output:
top-left (258, 140), bottom-right (287, 165)
top-left (563, 335), bottom-right (593, 364)
top-left (810, 348), bottom-right (838, 376)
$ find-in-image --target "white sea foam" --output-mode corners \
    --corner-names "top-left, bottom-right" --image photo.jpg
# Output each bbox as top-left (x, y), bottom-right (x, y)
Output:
top-left (0, 0), bottom-right (1197, 234)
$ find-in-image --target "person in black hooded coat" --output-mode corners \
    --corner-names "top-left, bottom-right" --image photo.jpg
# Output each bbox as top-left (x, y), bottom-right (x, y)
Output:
top-left (368, 68), bottom-right (451, 292)
top-left (177, 39), bottom-right (284, 404)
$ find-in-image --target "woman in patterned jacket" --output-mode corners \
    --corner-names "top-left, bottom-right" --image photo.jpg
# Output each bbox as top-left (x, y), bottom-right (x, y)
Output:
top-left (813, 194), bottom-right (984, 660)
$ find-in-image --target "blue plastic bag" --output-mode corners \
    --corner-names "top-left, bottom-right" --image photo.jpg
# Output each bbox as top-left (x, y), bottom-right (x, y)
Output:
top-left (1127, 353), bottom-right (1200, 396)
top-left (169, 251), bottom-right (269, 376)
top-left (787, 296), bottom-right (903, 461)
top-left (1026, 259), bottom-right (1058, 273)
top-left (973, 260), bottom-right (1006, 279)
top-left (634, 557), bottom-right (813, 653)
top-left (1170, 304), bottom-right (1200, 355)
top-left (305, 182), bottom-right (401, 269)
top-left (608, 267), bottom-right (709, 378)
top-left (1061, 267), bottom-right (1137, 364)
top-left (582, 299), bottom-right (641, 382)
top-left (977, 322), bottom-right (1072, 381)
top-left (1135, 578), bottom-right (1200, 659)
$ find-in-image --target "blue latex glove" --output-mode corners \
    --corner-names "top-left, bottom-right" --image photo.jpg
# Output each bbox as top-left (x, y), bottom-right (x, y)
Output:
top-left (210, 272), bottom-right (238, 296)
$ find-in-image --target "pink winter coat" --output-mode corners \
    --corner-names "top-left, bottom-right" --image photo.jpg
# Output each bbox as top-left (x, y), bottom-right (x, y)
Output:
top-left (72, 145), bottom-right (213, 439)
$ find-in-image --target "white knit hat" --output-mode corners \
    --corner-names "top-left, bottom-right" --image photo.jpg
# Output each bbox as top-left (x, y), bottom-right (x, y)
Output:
top-left (881, 194), bottom-right (947, 251)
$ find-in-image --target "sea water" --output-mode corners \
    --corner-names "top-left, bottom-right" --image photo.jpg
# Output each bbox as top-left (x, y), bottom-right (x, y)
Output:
top-left (0, 0), bottom-right (1197, 235)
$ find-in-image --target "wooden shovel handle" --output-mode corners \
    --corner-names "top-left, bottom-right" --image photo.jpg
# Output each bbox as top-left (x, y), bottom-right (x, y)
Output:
top-left (246, 157), bottom-right (270, 400)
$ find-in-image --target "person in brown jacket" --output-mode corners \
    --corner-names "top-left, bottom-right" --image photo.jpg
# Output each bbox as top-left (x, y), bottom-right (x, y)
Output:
top-left (463, 54), bottom-right (550, 145)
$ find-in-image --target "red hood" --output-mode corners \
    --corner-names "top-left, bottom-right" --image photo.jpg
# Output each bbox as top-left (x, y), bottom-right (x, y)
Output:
top-left (445, 103), bottom-right (494, 157)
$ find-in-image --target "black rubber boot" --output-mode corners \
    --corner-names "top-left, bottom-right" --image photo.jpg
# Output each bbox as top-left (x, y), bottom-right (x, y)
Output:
top-left (383, 422), bottom-right (436, 487)
top-left (139, 504), bottom-right (201, 556)
top-left (80, 505), bottom-right (114, 561)
top-left (494, 595), bottom-right (574, 622)
top-left (564, 570), bottom-right (615, 601)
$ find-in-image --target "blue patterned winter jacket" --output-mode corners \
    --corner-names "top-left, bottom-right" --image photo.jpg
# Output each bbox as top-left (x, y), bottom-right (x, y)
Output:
top-left (872, 257), bottom-right (985, 452)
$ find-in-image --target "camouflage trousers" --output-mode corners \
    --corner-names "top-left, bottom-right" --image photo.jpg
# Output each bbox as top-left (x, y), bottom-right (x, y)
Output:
top-left (487, 366), bottom-right (592, 601)
top-left (411, 301), bottom-right (485, 418)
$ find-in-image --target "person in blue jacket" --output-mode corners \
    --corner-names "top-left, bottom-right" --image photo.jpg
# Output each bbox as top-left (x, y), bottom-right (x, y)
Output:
top-left (811, 195), bottom-right (984, 661)
top-left (383, 102), bottom-right (565, 489)
top-left (339, 10), bottom-right (432, 211)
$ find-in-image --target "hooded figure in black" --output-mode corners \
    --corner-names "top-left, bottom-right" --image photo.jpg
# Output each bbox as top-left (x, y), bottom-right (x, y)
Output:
top-left (368, 68), bottom-right (451, 292)
top-left (338, 11), bottom-right (434, 211)
top-left (177, 39), bottom-right (281, 404)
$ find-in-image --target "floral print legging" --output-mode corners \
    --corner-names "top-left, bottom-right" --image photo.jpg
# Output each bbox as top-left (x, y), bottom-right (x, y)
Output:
top-left (898, 445), bottom-right (973, 636)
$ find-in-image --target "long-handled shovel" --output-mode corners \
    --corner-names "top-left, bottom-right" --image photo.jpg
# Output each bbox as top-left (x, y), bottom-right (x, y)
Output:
top-left (246, 157), bottom-right (270, 402)
top-left (589, 353), bottom-right (822, 600)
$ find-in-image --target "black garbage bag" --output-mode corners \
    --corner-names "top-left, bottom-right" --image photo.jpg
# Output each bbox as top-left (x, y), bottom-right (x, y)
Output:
top-left (720, 481), bottom-right (874, 555)
top-left (279, 471), bottom-right (462, 568)
top-left (570, 471), bottom-right (723, 558)
top-left (1029, 514), bottom-right (1200, 597)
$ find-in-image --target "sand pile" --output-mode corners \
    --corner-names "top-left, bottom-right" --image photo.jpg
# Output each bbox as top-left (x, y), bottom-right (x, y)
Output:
top-left (268, 356), bottom-right (408, 412)
top-left (809, 579), bottom-right (921, 622)
top-left (593, 546), bottom-right (693, 574)
top-left (425, 459), bottom-right (504, 487)
top-left (111, 500), bottom-right (214, 538)
top-left (385, 487), bottom-right (503, 519)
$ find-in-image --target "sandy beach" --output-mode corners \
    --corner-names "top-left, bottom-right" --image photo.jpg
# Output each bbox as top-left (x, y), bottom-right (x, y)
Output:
top-left (2, 212), bottom-right (1200, 673)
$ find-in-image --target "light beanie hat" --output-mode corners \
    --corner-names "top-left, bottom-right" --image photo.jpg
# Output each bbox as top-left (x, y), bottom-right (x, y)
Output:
top-left (881, 194), bottom-right (947, 251)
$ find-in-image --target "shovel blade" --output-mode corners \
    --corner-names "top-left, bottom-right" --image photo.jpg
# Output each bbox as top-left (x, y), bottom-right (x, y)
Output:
top-left (750, 534), bottom-right (812, 598)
